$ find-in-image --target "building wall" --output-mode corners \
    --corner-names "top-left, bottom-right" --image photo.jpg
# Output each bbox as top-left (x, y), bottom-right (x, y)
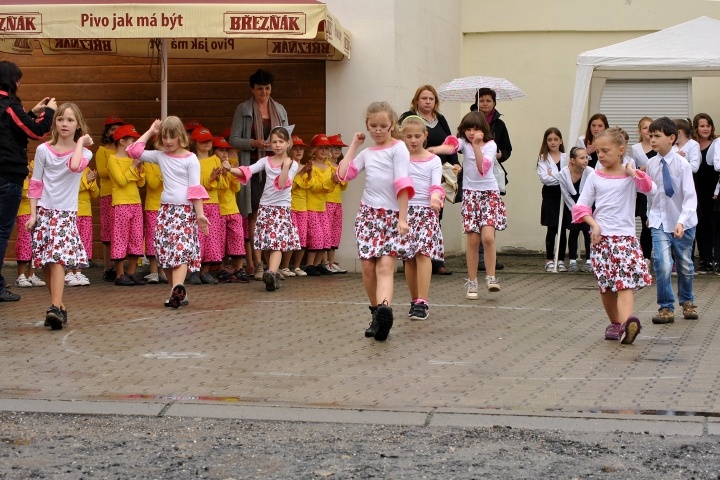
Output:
top-left (324, 0), bottom-right (463, 270)
top-left (460, 0), bottom-right (720, 253)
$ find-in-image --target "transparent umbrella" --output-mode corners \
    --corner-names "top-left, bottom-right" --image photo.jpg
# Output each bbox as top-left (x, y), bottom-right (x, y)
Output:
top-left (437, 76), bottom-right (528, 103)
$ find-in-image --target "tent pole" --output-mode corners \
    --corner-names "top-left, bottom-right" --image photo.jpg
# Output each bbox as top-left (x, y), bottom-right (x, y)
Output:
top-left (161, 39), bottom-right (168, 119)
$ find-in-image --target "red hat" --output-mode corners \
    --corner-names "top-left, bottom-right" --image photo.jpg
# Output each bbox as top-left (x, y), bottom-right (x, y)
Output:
top-left (212, 136), bottom-right (230, 149)
top-left (184, 119), bottom-right (203, 132)
top-left (291, 135), bottom-right (308, 148)
top-left (221, 127), bottom-right (232, 140)
top-left (327, 134), bottom-right (348, 147)
top-left (112, 124), bottom-right (140, 141)
top-left (104, 115), bottom-right (125, 126)
top-left (191, 127), bottom-right (213, 142)
top-left (310, 134), bottom-right (332, 147)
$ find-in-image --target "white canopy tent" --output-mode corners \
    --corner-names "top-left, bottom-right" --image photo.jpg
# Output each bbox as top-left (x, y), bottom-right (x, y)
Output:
top-left (555, 16), bottom-right (720, 269)
top-left (567, 16), bottom-right (720, 151)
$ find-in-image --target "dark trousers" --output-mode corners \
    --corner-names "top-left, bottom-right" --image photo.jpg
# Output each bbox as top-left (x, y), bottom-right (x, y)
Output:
top-left (545, 226), bottom-right (567, 261)
top-left (0, 178), bottom-right (23, 293)
top-left (697, 196), bottom-right (716, 263)
top-left (568, 229), bottom-right (590, 261)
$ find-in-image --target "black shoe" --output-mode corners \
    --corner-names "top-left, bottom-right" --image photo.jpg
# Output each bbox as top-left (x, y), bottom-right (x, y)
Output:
top-left (234, 270), bottom-right (250, 283)
top-left (304, 265), bottom-right (321, 277)
top-left (168, 284), bottom-right (186, 309)
top-left (408, 301), bottom-right (415, 317)
top-left (274, 272), bottom-right (283, 290)
top-left (189, 272), bottom-right (202, 285)
top-left (200, 273), bottom-right (219, 284)
top-left (374, 303), bottom-right (394, 341)
top-left (102, 268), bottom-right (117, 282)
top-left (114, 274), bottom-right (135, 286)
top-left (410, 302), bottom-right (429, 321)
top-left (131, 273), bottom-right (147, 285)
top-left (45, 305), bottom-right (64, 330)
top-left (317, 264), bottom-right (334, 275)
top-left (496, 262), bottom-right (505, 270)
top-left (263, 271), bottom-right (277, 291)
top-left (0, 288), bottom-right (20, 302)
top-left (365, 306), bottom-right (379, 337)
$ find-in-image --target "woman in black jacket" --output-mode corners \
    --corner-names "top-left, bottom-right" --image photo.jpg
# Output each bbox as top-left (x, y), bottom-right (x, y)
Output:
top-left (400, 85), bottom-right (458, 275)
top-left (0, 60), bottom-right (55, 302)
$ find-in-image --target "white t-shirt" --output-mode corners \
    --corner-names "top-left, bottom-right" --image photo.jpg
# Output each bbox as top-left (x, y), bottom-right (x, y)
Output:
top-left (408, 154), bottom-right (442, 207)
top-left (130, 145), bottom-right (202, 206)
top-left (248, 156), bottom-right (299, 208)
top-left (350, 140), bottom-right (412, 210)
top-left (32, 142), bottom-right (92, 211)
top-left (458, 138), bottom-right (499, 192)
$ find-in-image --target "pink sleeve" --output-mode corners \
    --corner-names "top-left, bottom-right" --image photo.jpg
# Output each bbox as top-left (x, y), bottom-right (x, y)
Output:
top-left (234, 166), bottom-right (252, 185)
top-left (273, 175), bottom-right (292, 191)
top-left (126, 141), bottom-right (146, 159)
top-left (443, 136), bottom-right (460, 154)
top-left (633, 170), bottom-right (652, 193)
top-left (571, 204), bottom-right (593, 224)
top-left (337, 162), bottom-right (359, 182)
top-left (28, 178), bottom-right (43, 199)
top-left (66, 156), bottom-right (89, 173)
top-left (429, 184), bottom-right (446, 201)
top-left (479, 157), bottom-right (492, 177)
top-left (187, 184), bottom-right (210, 201)
top-left (394, 177), bottom-right (415, 200)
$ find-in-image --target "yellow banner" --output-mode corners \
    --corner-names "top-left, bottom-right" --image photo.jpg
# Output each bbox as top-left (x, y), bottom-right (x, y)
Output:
top-left (0, 3), bottom-right (351, 58)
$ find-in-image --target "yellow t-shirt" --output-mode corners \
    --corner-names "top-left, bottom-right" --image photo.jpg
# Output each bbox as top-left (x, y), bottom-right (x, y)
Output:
top-left (78, 167), bottom-right (100, 217)
top-left (108, 154), bottom-right (145, 206)
top-left (199, 155), bottom-right (222, 205)
top-left (219, 171), bottom-right (241, 215)
top-left (305, 164), bottom-right (335, 212)
top-left (291, 170), bottom-right (310, 212)
top-left (95, 144), bottom-right (116, 198)
top-left (143, 162), bottom-right (163, 212)
top-left (324, 160), bottom-right (347, 204)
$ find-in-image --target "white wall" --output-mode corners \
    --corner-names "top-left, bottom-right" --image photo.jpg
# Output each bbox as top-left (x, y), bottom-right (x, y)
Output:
top-left (324, 0), bottom-right (463, 270)
top-left (460, 0), bottom-right (720, 253)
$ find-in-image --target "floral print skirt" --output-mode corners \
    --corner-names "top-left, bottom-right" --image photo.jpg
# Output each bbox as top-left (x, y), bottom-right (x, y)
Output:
top-left (254, 205), bottom-right (300, 252)
top-left (32, 207), bottom-right (88, 269)
top-left (400, 205), bottom-right (444, 261)
top-left (354, 204), bottom-right (410, 259)
top-left (154, 203), bottom-right (201, 272)
top-left (461, 189), bottom-right (507, 233)
top-left (591, 235), bottom-right (652, 293)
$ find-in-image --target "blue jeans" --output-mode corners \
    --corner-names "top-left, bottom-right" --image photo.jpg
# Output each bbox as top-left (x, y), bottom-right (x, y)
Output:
top-left (0, 177), bottom-right (23, 294)
top-left (651, 226), bottom-right (696, 310)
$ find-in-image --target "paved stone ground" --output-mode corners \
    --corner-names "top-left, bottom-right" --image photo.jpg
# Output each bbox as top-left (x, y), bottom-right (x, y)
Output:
top-left (2, 254), bottom-right (720, 418)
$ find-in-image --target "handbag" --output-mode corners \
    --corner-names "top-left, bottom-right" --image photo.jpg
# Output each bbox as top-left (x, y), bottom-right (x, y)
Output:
top-left (441, 162), bottom-right (458, 204)
top-left (493, 160), bottom-right (507, 195)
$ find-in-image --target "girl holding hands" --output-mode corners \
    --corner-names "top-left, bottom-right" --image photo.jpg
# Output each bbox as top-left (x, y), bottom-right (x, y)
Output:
top-left (127, 117), bottom-right (210, 309)
top-left (336, 101), bottom-right (414, 342)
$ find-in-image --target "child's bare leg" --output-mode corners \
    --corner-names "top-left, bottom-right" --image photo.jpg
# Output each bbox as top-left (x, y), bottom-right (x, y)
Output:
top-left (267, 250), bottom-right (282, 272)
top-left (328, 249), bottom-right (336, 265)
top-left (17, 261), bottom-right (28, 278)
top-left (115, 259), bottom-right (125, 277)
top-left (167, 264), bottom-right (188, 287)
top-left (361, 258), bottom-right (378, 306)
top-left (616, 289), bottom-right (635, 321)
top-left (375, 255), bottom-right (396, 305)
top-left (44, 263), bottom-right (65, 308)
top-left (600, 290), bottom-right (620, 323)
top-left (404, 257), bottom-right (418, 300)
top-left (126, 255), bottom-right (139, 276)
top-left (465, 233), bottom-right (480, 280)
top-left (415, 254), bottom-right (432, 300)
top-left (481, 226), bottom-right (496, 276)
top-left (290, 249), bottom-right (305, 269)
top-left (280, 251), bottom-right (292, 270)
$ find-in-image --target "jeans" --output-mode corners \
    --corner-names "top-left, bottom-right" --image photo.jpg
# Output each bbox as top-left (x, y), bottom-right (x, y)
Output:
top-left (0, 178), bottom-right (23, 294)
top-left (651, 226), bottom-right (696, 310)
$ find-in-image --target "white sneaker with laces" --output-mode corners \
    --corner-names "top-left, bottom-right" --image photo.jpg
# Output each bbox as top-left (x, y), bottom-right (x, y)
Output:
top-left (145, 272), bottom-right (160, 284)
top-left (65, 272), bottom-right (82, 286)
top-left (464, 278), bottom-right (479, 300)
top-left (486, 275), bottom-right (501, 292)
top-left (254, 265), bottom-right (264, 281)
top-left (331, 263), bottom-right (347, 273)
top-left (557, 261), bottom-right (568, 272)
top-left (293, 267), bottom-right (308, 277)
top-left (76, 272), bottom-right (90, 286)
top-left (27, 274), bottom-right (46, 287)
top-left (14, 274), bottom-right (32, 288)
top-left (280, 267), bottom-right (296, 277)
top-left (545, 261), bottom-right (556, 272)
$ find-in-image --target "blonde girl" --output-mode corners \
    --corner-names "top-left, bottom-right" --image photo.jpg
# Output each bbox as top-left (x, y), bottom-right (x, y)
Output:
top-left (399, 116), bottom-right (444, 321)
top-left (26, 103), bottom-right (94, 329)
top-left (558, 147), bottom-right (593, 272)
top-left (283, 135), bottom-right (310, 277)
top-left (127, 117), bottom-right (210, 309)
top-left (325, 134), bottom-right (349, 273)
top-left (430, 111), bottom-right (507, 299)
top-left (571, 127), bottom-right (653, 344)
top-left (336, 101), bottom-right (414, 342)
top-left (303, 134), bottom-right (335, 276)
top-left (226, 127), bottom-right (300, 292)
top-left (215, 135), bottom-right (247, 282)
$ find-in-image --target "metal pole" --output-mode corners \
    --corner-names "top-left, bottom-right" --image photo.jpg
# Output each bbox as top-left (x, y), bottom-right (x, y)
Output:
top-left (552, 197), bottom-right (565, 272)
top-left (161, 39), bottom-right (168, 119)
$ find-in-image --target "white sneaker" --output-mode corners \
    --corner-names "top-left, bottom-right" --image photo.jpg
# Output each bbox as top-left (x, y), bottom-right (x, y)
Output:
top-left (486, 275), bottom-right (501, 292)
top-left (545, 261), bottom-right (556, 272)
top-left (293, 267), bottom-right (308, 277)
top-left (76, 272), bottom-right (90, 286)
top-left (66, 273), bottom-right (82, 286)
top-left (145, 272), bottom-right (160, 284)
top-left (27, 274), bottom-right (46, 287)
top-left (557, 261), bottom-right (568, 272)
top-left (279, 267), bottom-right (296, 277)
top-left (253, 265), bottom-right (264, 281)
top-left (331, 262), bottom-right (347, 273)
top-left (14, 274), bottom-right (32, 288)
top-left (464, 278), bottom-right (479, 300)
